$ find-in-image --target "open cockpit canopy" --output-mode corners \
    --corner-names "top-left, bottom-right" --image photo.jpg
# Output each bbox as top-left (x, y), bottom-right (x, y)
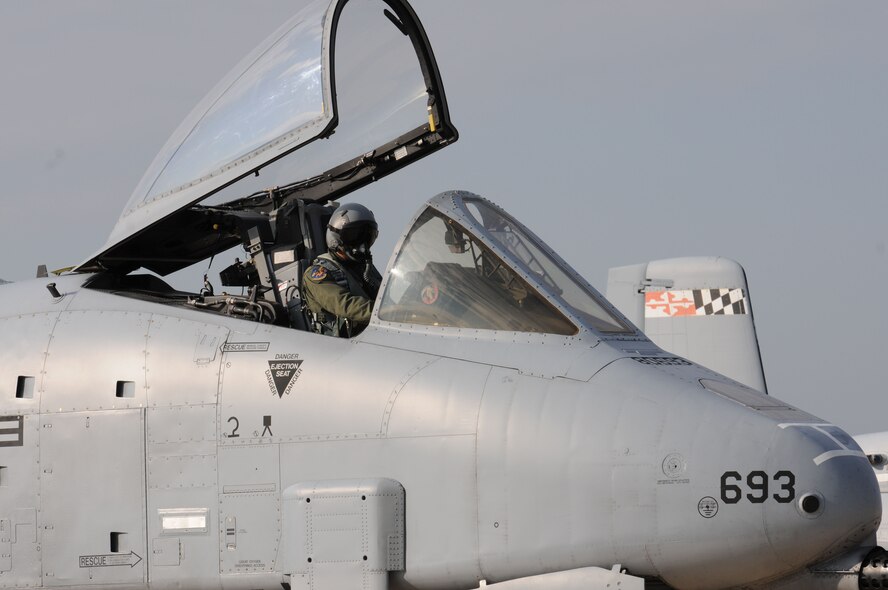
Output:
top-left (377, 193), bottom-right (635, 336)
top-left (75, 1), bottom-right (631, 340)
top-left (77, 0), bottom-right (456, 276)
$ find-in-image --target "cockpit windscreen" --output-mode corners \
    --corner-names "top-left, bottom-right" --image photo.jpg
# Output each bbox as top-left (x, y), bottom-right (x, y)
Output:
top-left (462, 199), bottom-right (632, 334)
top-left (378, 209), bottom-right (578, 335)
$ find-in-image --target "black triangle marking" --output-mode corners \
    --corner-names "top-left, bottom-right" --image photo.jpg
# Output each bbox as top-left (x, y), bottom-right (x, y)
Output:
top-left (267, 359), bottom-right (303, 398)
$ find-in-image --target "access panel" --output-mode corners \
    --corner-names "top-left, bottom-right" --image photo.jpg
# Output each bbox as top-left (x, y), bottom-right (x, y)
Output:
top-left (40, 410), bottom-right (147, 586)
top-left (0, 414), bottom-right (40, 588)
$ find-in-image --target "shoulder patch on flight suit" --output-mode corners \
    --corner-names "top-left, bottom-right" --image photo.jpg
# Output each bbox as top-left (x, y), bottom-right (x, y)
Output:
top-left (308, 265), bottom-right (328, 282)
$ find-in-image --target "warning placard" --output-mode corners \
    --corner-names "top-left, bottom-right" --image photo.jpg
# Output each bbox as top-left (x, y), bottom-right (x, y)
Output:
top-left (265, 355), bottom-right (304, 398)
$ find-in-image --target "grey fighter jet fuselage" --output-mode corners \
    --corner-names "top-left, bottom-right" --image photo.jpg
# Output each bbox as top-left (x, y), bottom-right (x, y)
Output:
top-left (0, 1), bottom-right (883, 590)
top-left (0, 192), bottom-right (883, 590)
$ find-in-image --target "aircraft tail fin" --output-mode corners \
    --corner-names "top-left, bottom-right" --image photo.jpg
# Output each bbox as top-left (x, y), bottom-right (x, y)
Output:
top-left (607, 256), bottom-right (767, 393)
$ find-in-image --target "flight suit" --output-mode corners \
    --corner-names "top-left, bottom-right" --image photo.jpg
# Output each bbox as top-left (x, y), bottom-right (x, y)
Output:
top-left (302, 252), bottom-right (381, 337)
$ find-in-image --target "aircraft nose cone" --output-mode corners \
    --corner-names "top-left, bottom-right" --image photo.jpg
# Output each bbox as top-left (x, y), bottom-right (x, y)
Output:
top-left (656, 416), bottom-right (880, 590)
top-left (764, 423), bottom-right (880, 566)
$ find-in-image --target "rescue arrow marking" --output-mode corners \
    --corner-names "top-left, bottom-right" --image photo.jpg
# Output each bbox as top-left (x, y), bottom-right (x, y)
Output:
top-left (79, 552), bottom-right (142, 568)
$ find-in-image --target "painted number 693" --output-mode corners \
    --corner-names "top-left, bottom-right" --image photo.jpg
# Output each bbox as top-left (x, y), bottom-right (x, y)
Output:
top-left (720, 470), bottom-right (795, 504)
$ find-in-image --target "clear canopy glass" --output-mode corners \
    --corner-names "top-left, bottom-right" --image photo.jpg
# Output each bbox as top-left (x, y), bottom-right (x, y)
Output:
top-left (200, 0), bottom-right (431, 208)
top-left (86, 0), bottom-right (455, 275)
top-left (378, 208), bottom-right (578, 335)
top-left (125, 0), bottom-right (330, 215)
top-left (461, 198), bottom-right (631, 334)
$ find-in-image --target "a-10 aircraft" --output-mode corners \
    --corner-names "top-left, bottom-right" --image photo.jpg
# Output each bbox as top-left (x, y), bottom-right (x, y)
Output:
top-left (0, 1), bottom-right (885, 589)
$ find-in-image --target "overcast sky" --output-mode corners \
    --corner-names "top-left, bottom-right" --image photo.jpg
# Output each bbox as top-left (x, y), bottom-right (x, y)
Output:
top-left (0, 1), bottom-right (885, 434)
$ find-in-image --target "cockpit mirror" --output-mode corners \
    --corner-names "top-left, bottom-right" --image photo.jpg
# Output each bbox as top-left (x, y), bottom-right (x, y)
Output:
top-left (444, 225), bottom-right (469, 254)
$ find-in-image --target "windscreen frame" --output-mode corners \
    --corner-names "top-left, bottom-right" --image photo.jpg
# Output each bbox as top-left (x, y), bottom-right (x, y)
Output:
top-left (371, 192), bottom-right (639, 339)
top-left (377, 207), bottom-right (580, 335)
top-left (457, 197), bottom-right (634, 334)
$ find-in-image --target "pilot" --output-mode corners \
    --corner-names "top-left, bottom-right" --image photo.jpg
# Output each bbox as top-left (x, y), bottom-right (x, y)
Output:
top-left (302, 203), bottom-right (382, 337)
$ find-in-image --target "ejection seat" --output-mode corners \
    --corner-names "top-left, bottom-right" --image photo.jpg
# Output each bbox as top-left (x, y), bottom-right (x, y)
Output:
top-left (216, 199), bottom-right (336, 332)
top-left (273, 201), bottom-right (336, 331)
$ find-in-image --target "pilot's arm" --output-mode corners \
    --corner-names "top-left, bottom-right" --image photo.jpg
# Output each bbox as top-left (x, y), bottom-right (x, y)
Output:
top-left (302, 265), bottom-right (374, 323)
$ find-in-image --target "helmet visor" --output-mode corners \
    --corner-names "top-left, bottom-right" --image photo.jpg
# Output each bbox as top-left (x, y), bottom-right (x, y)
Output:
top-left (338, 221), bottom-right (379, 249)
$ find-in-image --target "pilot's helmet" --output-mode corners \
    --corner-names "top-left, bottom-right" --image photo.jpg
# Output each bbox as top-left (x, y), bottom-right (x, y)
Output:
top-left (326, 203), bottom-right (379, 262)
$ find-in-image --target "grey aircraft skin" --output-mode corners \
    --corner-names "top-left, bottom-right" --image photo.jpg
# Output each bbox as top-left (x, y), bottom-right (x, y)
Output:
top-left (0, 1), bottom-right (884, 590)
top-left (0, 196), bottom-right (883, 590)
